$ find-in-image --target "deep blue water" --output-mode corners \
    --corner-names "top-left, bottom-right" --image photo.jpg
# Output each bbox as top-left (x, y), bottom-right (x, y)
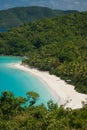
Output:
top-left (0, 28), bottom-right (8, 32)
top-left (0, 56), bottom-right (54, 106)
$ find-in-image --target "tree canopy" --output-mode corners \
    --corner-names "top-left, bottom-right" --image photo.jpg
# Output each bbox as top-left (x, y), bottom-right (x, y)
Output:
top-left (0, 12), bottom-right (87, 94)
top-left (0, 91), bottom-right (87, 130)
top-left (0, 6), bottom-right (78, 28)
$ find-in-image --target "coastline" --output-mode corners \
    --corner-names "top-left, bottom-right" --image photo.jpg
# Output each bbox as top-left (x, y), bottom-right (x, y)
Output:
top-left (10, 63), bottom-right (87, 109)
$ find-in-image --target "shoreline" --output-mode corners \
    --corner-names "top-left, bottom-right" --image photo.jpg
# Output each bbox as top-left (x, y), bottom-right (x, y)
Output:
top-left (10, 63), bottom-right (87, 109)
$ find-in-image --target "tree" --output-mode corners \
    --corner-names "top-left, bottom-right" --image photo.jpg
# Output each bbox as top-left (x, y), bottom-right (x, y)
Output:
top-left (26, 91), bottom-right (40, 106)
top-left (47, 100), bottom-right (58, 110)
top-left (0, 91), bottom-right (26, 118)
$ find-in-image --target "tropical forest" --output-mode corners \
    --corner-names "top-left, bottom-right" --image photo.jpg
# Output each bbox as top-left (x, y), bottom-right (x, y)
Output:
top-left (0, 7), bottom-right (87, 130)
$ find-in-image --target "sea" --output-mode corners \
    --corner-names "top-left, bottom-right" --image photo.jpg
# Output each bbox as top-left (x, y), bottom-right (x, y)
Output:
top-left (0, 56), bottom-right (55, 106)
top-left (0, 28), bottom-right (8, 32)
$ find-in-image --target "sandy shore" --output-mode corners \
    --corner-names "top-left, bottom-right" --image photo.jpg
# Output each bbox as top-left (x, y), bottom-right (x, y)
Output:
top-left (10, 63), bottom-right (87, 109)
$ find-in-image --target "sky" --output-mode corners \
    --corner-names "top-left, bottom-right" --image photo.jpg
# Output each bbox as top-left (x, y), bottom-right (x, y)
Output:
top-left (0, 0), bottom-right (87, 11)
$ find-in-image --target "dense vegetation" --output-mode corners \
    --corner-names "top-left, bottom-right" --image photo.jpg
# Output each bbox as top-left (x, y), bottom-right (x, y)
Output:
top-left (0, 12), bottom-right (87, 94)
top-left (0, 6), bottom-right (78, 28)
top-left (0, 91), bottom-right (87, 130)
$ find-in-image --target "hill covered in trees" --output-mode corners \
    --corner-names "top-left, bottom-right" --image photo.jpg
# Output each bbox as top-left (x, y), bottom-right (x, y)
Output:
top-left (0, 6), bottom-right (78, 28)
top-left (0, 12), bottom-right (87, 94)
top-left (0, 91), bottom-right (87, 130)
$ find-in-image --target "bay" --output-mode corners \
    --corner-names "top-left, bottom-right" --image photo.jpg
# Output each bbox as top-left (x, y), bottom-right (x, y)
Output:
top-left (0, 28), bottom-right (8, 32)
top-left (0, 56), bottom-right (54, 106)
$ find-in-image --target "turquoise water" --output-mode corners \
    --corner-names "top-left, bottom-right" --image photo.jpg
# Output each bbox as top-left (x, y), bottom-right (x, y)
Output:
top-left (0, 56), bottom-right (54, 106)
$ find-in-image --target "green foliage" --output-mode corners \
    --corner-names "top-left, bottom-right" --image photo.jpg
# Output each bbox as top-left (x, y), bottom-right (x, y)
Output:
top-left (47, 100), bottom-right (58, 110)
top-left (0, 12), bottom-right (87, 93)
top-left (0, 10), bottom-right (87, 129)
top-left (26, 91), bottom-right (40, 106)
top-left (0, 6), bottom-right (78, 28)
top-left (0, 91), bottom-right (87, 130)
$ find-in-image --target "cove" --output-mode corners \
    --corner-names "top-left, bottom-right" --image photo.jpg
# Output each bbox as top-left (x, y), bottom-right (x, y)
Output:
top-left (0, 56), bottom-right (54, 106)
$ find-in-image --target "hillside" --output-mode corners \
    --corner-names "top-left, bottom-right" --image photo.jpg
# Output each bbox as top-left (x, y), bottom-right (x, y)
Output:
top-left (0, 6), bottom-right (78, 28)
top-left (0, 12), bottom-right (87, 94)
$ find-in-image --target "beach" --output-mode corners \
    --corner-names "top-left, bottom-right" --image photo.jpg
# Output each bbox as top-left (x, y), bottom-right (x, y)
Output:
top-left (10, 63), bottom-right (87, 109)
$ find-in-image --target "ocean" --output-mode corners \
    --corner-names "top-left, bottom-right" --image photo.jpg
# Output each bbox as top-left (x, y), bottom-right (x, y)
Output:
top-left (0, 56), bottom-right (54, 106)
top-left (0, 28), bottom-right (8, 32)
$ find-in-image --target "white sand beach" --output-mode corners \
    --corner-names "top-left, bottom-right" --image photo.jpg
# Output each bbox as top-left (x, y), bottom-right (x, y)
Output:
top-left (10, 63), bottom-right (87, 109)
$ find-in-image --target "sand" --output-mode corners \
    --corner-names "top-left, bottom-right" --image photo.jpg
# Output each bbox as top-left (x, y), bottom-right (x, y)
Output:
top-left (10, 63), bottom-right (87, 109)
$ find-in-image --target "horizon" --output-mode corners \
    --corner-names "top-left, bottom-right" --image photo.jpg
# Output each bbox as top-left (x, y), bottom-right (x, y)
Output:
top-left (0, 0), bottom-right (87, 11)
top-left (0, 5), bottom-right (80, 12)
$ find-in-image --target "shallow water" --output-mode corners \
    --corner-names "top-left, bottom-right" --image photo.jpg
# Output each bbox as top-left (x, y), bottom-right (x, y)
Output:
top-left (0, 56), bottom-right (54, 106)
